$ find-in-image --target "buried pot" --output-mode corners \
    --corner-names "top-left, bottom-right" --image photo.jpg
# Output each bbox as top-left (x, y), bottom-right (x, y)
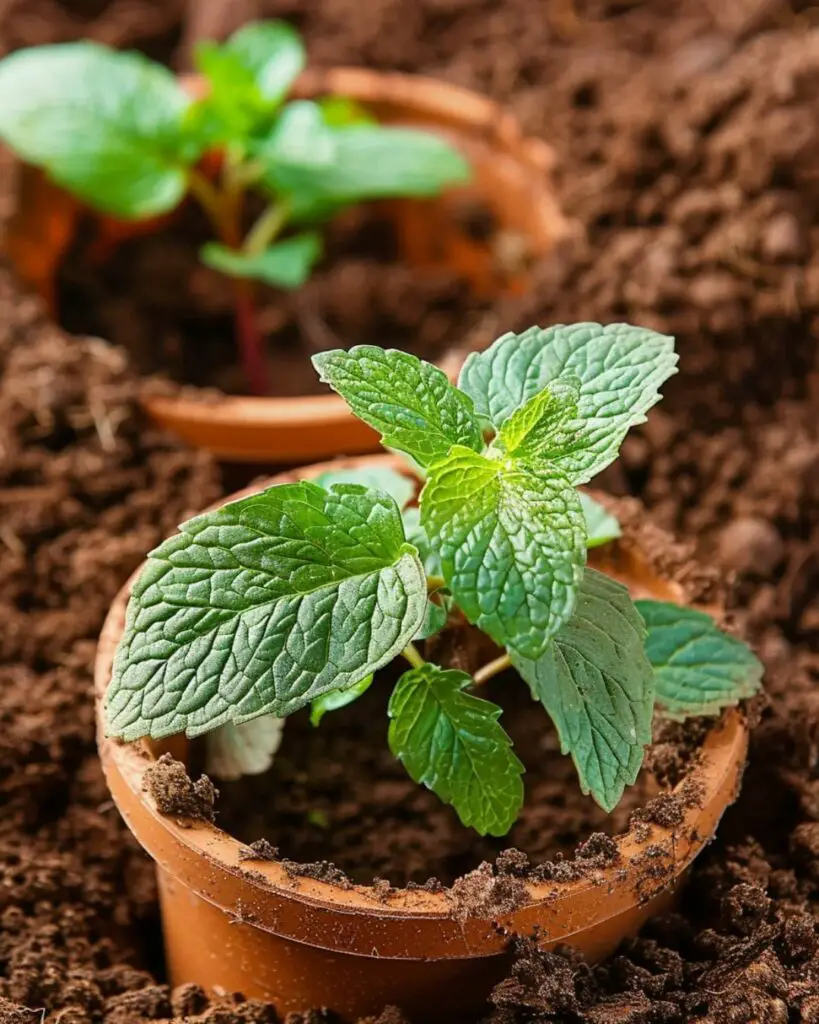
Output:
top-left (3, 67), bottom-right (569, 464)
top-left (94, 455), bottom-right (749, 1024)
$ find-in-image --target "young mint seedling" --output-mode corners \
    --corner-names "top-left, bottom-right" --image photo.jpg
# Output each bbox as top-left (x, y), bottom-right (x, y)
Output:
top-left (107, 323), bottom-right (763, 835)
top-left (0, 23), bottom-right (469, 396)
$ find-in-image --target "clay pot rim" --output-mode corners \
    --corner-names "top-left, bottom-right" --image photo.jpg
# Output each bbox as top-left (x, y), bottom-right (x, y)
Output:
top-left (95, 455), bottom-right (748, 959)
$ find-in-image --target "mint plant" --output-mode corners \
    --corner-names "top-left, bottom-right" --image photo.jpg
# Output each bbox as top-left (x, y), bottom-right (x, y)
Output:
top-left (0, 23), bottom-right (469, 396)
top-left (107, 323), bottom-right (763, 835)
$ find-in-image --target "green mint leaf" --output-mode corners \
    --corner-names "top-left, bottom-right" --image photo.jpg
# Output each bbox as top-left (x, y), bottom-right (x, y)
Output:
top-left (107, 481), bottom-right (426, 740)
top-left (579, 492), bottom-right (622, 549)
top-left (201, 233), bottom-right (321, 289)
top-left (512, 568), bottom-right (655, 812)
top-left (224, 20), bottom-right (306, 105)
top-left (318, 95), bottom-right (376, 128)
top-left (636, 600), bottom-right (763, 719)
top-left (189, 44), bottom-right (266, 147)
top-left (388, 664), bottom-right (524, 836)
top-left (402, 506), bottom-right (452, 640)
top-left (204, 715), bottom-right (284, 780)
top-left (495, 376), bottom-right (582, 462)
top-left (310, 675), bottom-right (373, 726)
top-left (0, 43), bottom-right (196, 218)
top-left (255, 100), bottom-right (469, 214)
top-left (420, 446), bottom-right (586, 659)
top-left (459, 323), bottom-right (677, 483)
top-left (188, 23), bottom-right (304, 147)
top-left (315, 465), bottom-right (415, 511)
top-left (312, 346), bottom-right (483, 468)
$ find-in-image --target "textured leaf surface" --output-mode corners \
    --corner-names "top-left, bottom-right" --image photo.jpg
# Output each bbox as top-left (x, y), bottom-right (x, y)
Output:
top-left (579, 492), bottom-right (622, 548)
top-left (315, 465), bottom-right (415, 511)
top-left (402, 506), bottom-right (452, 640)
top-left (388, 664), bottom-right (524, 835)
top-left (420, 446), bottom-right (586, 658)
top-left (512, 569), bottom-right (654, 811)
top-left (204, 715), bottom-right (284, 780)
top-left (107, 481), bottom-right (426, 740)
top-left (637, 600), bottom-right (763, 718)
top-left (460, 323), bottom-right (677, 483)
top-left (0, 43), bottom-right (195, 218)
top-left (310, 675), bottom-right (373, 726)
top-left (201, 233), bottom-right (321, 288)
top-left (312, 347), bottom-right (483, 467)
top-left (495, 376), bottom-right (581, 463)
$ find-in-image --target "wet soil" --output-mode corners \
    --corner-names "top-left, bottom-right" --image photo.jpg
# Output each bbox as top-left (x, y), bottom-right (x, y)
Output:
top-left (1, 0), bottom-right (819, 1021)
top-left (56, 205), bottom-right (484, 398)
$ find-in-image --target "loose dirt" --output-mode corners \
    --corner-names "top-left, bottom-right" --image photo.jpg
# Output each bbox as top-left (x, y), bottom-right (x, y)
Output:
top-left (1, 1), bottom-right (819, 1021)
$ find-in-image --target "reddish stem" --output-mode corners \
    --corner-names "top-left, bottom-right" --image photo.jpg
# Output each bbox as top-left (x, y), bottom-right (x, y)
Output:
top-left (216, 184), bottom-right (270, 397)
top-left (233, 280), bottom-right (270, 397)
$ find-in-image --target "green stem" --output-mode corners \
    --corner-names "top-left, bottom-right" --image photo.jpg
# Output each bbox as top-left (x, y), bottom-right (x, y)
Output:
top-left (401, 643), bottom-right (426, 670)
top-left (243, 200), bottom-right (290, 257)
top-left (473, 653), bottom-right (511, 687)
top-left (187, 169), bottom-right (228, 236)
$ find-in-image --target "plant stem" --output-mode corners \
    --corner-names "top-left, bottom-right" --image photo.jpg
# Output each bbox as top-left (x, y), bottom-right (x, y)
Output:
top-left (473, 653), bottom-right (512, 687)
top-left (188, 165), bottom-right (274, 396)
top-left (233, 279), bottom-right (270, 396)
top-left (244, 201), bottom-right (289, 257)
top-left (401, 643), bottom-right (426, 670)
top-left (187, 169), bottom-right (227, 236)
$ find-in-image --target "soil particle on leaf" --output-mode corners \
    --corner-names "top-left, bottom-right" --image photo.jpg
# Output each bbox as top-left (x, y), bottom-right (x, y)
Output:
top-left (143, 754), bottom-right (218, 823)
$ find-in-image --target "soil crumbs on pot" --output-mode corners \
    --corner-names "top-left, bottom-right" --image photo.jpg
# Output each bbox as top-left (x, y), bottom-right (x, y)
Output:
top-left (2, 0), bottom-right (819, 1021)
top-left (57, 206), bottom-right (486, 398)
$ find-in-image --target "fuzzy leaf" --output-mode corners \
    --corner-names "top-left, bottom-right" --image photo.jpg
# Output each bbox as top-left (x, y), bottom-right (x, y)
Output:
top-left (310, 675), bottom-right (373, 726)
top-left (388, 664), bottom-right (524, 836)
top-left (107, 481), bottom-right (426, 740)
top-left (580, 493), bottom-right (622, 549)
top-left (459, 323), bottom-right (677, 483)
top-left (420, 446), bottom-right (586, 659)
top-left (0, 43), bottom-right (196, 218)
top-left (201, 233), bottom-right (321, 289)
top-left (312, 347), bottom-right (483, 468)
top-left (315, 465), bottom-right (415, 511)
top-left (636, 600), bottom-right (763, 719)
top-left (512, 569), bottom-right (655, 812)
top-left (205, 715), bottom-right (284, 780)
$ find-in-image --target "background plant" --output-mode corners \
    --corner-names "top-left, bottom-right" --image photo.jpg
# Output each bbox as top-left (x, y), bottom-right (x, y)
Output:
top-left (0, 22), bottom-right (470, 395)
top-left (107, 323), bottom-right (763, 835)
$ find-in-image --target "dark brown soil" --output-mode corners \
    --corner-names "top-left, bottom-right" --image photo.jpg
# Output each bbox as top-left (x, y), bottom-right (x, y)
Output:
top-left (1, 1), bottom-right (819, 1022)
top-left (143, 754), bottom-right (218, 823)
top-left (56, 202), bottom-right (484, 398)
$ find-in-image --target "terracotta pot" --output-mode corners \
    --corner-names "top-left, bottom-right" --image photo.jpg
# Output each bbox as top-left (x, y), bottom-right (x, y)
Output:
top-left (3, 68), bottom-right (570, 464)
top-left (95, 456), bottom-right (748, 1023)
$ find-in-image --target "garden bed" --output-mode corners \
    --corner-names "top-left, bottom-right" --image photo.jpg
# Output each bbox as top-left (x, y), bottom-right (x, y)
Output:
top-left (1, 1), bottom-right (819, 1022)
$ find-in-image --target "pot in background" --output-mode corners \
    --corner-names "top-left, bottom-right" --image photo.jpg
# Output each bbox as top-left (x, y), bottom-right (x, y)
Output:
top-left (3, 69), bottom-right (571, 463)
top-left (95, 455), bottom-right (750, 1024)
